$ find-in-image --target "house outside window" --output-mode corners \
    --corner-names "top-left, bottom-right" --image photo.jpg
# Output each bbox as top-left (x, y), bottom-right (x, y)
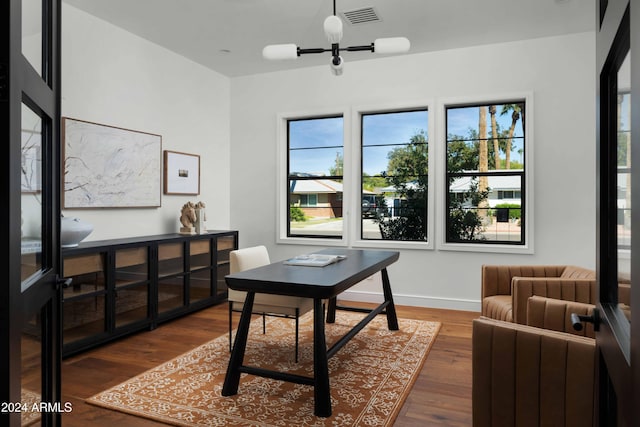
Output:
top-left (360, 109), bottom-right (429, 242)
top-left (287, 116), bottom-right (344, 239)
top-left (445, 101), bottom-right (526, 245)
top-left (296, 194), bottom-right (318, 207)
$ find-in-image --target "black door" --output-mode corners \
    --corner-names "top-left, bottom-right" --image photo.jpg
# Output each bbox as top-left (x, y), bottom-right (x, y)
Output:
top-left (1, 0), bottom-right (62, 426)
top-left (595, 0), bottom-right (639, 425)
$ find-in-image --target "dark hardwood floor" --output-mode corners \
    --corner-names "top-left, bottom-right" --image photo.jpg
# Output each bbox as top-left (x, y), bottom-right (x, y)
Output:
top-left (61, 302), bottom-right (479, 426)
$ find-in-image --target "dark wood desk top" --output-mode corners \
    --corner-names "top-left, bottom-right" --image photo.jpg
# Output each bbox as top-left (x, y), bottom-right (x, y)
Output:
top-left (225, 248), bottom-right (399, 299)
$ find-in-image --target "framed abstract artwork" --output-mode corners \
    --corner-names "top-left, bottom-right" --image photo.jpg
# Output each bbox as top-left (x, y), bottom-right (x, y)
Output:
top-left (163, 150), bottom-right (200, 195)
top-left (62, 117), bottom-right (162, 208)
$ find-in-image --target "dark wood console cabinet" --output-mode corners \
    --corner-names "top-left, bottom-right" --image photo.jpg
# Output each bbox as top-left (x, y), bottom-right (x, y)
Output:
top-left (61, 230), bottom-right (237, 357)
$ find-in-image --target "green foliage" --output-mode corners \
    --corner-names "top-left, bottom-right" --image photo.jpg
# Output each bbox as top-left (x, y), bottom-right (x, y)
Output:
top-left (448, 209), bottom-right (485, 241)
top-left (374, 131), bottom-right (428, 241)
top-left (447, 134), bottom-right (479, 171)
top-left (386, 131), bottom-right (428, 178)
top-left (446, 178), bottom-right (489, 242)
top-left (378, 210), bottom-right (426, 241)
top-left (494, 203), bottom-right (521, 220)
top-left (362, 174), bottom-right (387, 192)
top-left (289, 205), bottom-right (307, 222)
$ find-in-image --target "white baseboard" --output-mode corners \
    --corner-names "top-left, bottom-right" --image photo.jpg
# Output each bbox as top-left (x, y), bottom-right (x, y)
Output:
top-left (338, 290), bottom-right (481, 313)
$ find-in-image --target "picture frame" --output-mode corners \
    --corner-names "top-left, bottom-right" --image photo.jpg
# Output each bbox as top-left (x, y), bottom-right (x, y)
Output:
top-left (62, 117), bottom-right (162, 208)
top-left (163, 150), bottom-right (200, 195)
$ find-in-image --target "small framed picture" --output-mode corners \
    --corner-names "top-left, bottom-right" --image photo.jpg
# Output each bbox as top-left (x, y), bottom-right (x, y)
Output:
top-left (164, 150), bottom-right (200, 195)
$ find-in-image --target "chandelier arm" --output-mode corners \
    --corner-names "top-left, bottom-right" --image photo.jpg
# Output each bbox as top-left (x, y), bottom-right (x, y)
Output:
top-left (331, 43), bottom-right (340, 59)
top-left (297, 47), bottom-right (331, 55)
top-left (342, 44), bottom-right (375, 53)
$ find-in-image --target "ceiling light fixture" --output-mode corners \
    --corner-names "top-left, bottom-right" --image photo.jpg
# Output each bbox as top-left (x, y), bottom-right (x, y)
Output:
top-left (262, 0), bottom-right (410, 76)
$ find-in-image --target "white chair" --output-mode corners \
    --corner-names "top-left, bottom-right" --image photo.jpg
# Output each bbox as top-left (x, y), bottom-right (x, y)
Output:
top-left (227, 245), bottom-right (313, 362)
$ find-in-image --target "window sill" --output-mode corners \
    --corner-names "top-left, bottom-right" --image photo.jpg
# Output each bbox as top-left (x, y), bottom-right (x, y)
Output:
top-left (352, 239), bottom-right (433, 251)
top-left (277, 236), bottom-right (348, 247)
top-left (438, 241), bottom-right (534, 254)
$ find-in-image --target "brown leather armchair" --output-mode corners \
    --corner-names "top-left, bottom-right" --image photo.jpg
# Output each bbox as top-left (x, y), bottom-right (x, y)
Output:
top-left (472, 316), bottom-right (596, 426)
top-left (526, 296), bottom-right (596, 338)
top-left (481, 265), bottom-right (596, 324)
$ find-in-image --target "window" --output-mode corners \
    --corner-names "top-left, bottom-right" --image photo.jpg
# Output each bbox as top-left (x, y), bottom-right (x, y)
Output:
top-left (297, 194), bottom-right (318, 207)
top-left (445, 101), bottom-right (526, 244)
top-left (361, 110), bottom-right (429, 242)
top-left (287, 116), bottom-right (343, 238)
top-left (617, 89), bottom-right (631, 250)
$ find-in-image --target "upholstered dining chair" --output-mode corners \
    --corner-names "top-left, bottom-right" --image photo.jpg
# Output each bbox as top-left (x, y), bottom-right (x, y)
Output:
top-left (227, 245), bottom-right (314, 362)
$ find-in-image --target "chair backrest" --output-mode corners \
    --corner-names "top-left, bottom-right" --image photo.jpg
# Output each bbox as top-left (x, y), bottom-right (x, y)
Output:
top-left (472, 317), bottom-right (596, 427)
top-left (526, 296), bottom-right (596, 338)
top-left (560, 265), bottom-right (596, 279)
top-left (230, 245), bottom-right (270, 273)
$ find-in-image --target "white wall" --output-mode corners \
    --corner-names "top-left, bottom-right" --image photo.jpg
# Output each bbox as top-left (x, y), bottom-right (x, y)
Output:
top-left (61, 4), bottom-right (231, 241)
top-left (230, 32), bottom-right (596, 311)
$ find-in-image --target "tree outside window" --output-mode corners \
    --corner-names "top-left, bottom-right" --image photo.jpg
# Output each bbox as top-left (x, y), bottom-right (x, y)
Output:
top-left (361, 110), bottom-right (428, 242)
top-left (446, 102), bottom-right (526, 244)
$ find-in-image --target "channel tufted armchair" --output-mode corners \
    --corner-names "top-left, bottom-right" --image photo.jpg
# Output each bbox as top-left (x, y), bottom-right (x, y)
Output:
top-left (481, 265), bottom-right (596, 324)
top-left (472, 315), bottom-right (596, 426)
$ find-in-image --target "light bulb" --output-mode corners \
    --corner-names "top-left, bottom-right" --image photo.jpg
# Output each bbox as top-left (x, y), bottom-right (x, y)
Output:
top-left (324, 15), bottom-right (343, 44)
top-left (262, 44), bottom-right (298, 60)
top-left (330, 56), bottom-right (344, 76)
top-left (373, 37), bottom-right (411, 54)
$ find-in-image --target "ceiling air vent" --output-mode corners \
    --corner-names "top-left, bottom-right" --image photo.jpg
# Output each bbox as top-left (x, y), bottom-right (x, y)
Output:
top-left (341, 7), bottom-right (381, 25)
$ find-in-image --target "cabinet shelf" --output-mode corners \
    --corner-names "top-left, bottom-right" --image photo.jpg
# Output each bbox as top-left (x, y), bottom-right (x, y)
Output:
top-left (63, 285), bottom-right (105, 301)
top-left (61, 230), bottom-right (237, 357)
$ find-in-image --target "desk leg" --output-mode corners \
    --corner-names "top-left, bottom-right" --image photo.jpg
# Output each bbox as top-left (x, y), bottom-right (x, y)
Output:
top-left (222, 291), bottom-right (255, 396)
top-left (381, 268), bottom-right (399, 330)
top-left (326, 297), bottom-right (337, 323)
top-left (313, 298), bottom-right (332, 417)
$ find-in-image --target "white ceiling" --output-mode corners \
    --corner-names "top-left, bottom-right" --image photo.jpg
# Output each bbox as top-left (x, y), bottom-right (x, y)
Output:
top-left (62, 0), bottom-right (596, 78)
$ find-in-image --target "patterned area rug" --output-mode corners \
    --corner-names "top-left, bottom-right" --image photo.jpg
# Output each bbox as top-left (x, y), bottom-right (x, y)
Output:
top-left (87, 311), bottom-right (441, 426)
top-left (21, 389), bottom-right (41, 427)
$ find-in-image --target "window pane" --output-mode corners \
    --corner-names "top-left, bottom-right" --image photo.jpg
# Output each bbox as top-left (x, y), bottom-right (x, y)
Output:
top-left (446, 102), bottom-right (526, 244)
top-left (21, 103), bottom-right (43, 283)
top-left (288, 117), bottom-right (343, 238)
top-left (361, 110), bottom-right (428, 241)
top-left (22, 0), bottom-right (43, 77)
top-left (290, 147), bottom-right (343, 175)
top-left (616, 52), bottom-right (631, 323)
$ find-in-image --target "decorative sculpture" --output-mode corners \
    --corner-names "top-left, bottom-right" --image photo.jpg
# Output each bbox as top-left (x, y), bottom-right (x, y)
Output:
top-left (194, 201), bottom-right (207, 234)
top-left (179, 202), bottom-right (197, 234)
top-left (179, 201), bottom-right (207, 234)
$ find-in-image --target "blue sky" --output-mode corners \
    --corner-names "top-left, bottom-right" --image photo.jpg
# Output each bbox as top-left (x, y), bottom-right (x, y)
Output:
top-left (289, 105), bottom-right (524, 177)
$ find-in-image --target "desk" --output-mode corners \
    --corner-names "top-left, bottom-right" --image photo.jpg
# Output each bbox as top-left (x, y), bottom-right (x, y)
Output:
top-left (222, 248), bottom-right (400, 417)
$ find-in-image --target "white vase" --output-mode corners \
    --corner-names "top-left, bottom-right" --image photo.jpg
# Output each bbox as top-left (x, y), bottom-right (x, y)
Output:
top-left (61, 217), bottom-right (94, 248)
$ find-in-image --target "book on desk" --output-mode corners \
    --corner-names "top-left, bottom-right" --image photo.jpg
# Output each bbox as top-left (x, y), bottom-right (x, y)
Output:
top-left (283, 254), bottom-right (346, 267)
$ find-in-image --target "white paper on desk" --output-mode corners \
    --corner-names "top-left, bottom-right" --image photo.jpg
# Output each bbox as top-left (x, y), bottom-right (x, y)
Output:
top-left (283, 254), bottom-right (346, 267)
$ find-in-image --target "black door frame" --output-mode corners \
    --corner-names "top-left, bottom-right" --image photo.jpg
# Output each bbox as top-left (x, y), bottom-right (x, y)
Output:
top-left (1, 0), bottom-right (62, 426)
top-left (595, 0), bottom-right (639, 425)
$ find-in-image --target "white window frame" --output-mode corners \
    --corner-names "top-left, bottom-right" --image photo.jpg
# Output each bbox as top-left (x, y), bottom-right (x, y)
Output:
top-left (351, 101), bottom-right (435, 251)
top-left (276, 108), bottom-right (350, 247)
top-left (436, 93), bottom-right (534, 254)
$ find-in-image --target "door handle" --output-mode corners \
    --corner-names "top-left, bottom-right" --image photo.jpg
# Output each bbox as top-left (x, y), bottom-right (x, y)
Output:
top-left (571, 308), bottom-right (600, 332)
top-left (56, 276), bottom-right (73, 290)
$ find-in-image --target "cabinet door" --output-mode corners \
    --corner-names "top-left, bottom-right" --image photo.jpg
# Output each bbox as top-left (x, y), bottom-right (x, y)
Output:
top-left (157, 242), bottom-right (186, 314)
top-left (189, 239), bottom-right (212, 304)
top-left (215, 235), bottom-right (236, 298)
top-left (114, 246), bottom-right (150, 328)
top-left (62, 253), bottom-right (108, 347)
